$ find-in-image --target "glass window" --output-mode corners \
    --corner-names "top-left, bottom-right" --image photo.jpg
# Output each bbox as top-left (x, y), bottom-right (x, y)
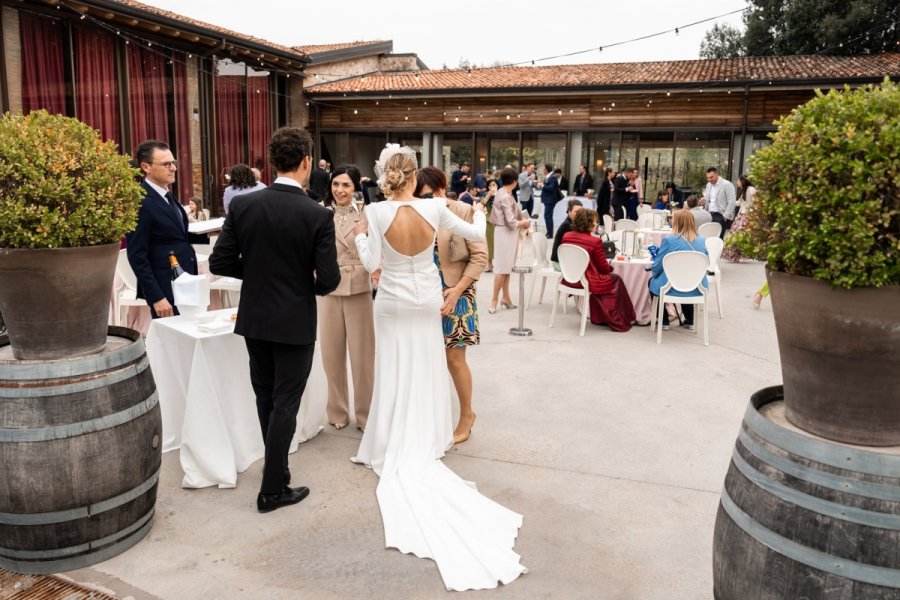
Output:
top-left (488, 135), bottom-right (519, 173)
top-left (637, 133), bottom-right (675, 204)
top-left (582, 133), bottom-right (617, 192)
top-left (388, 133), bottom-right (423, 168)
top-left (619, 133), bottom-right (638, 171)
top-left (440, 133), bottom-right (473, 183)
top-left (673, 132), bottom-right (731, 196)
top-left (350, 133), bottom-right (386, 179)
top-left (523, 133), bottom-right (565, 183)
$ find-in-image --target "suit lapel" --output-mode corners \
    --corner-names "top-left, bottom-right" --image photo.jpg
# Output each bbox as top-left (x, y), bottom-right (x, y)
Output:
top-left (144, 182), bottom-right (186, 234)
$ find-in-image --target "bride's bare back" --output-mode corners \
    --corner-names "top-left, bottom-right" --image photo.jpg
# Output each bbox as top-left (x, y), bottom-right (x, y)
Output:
top-left (384, 205), bottom-right (435, 256)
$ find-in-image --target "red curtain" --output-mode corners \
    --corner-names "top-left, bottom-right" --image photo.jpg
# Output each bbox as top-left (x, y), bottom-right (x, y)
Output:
top-left (173, 56), bottom-right (194, 205)
top-left (247, 75), bottom-right (271, 184)
top-left (74, 27), bottom-right (120, 144)
top-left (20, 11), bottom-right (66, 115)
top-left (127, 45), bottom-right (169, 145)
top-left (215, 74), bottom-right (246, 204)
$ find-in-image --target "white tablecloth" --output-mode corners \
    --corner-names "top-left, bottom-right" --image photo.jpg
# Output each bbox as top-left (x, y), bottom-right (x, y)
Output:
top-left (611, 258), bottom-right (653, 325)
top-left (552, 196), bottom-right (596, 230)
top-left (639, 228), bottom-right (672, 248)
top-left (145, 307), bottom-right (326, 488)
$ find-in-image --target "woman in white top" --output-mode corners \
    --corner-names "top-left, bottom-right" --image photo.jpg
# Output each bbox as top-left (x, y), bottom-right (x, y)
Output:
top-left (351, 145), bottom-right (527, 592)
top-left (722, 174), bottom-right (757, 262)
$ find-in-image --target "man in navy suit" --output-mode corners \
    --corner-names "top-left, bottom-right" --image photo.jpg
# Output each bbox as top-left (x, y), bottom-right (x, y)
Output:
top-left (126, 140), bottom-right (209, 318)
top-left (539, 163), bottom-right (559, 238)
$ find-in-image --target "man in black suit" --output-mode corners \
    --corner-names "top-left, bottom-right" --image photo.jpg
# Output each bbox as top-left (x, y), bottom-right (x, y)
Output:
top-left (308, 159), bottom-right (330, 201)
top-left (573, 164), bottom-right (594, 197)
top-left (611, 169), bottom-right (632, 221)
top-left (210, 128), bottom-right (340, 513)
top-left (126, 140), bottom-right (209, 318)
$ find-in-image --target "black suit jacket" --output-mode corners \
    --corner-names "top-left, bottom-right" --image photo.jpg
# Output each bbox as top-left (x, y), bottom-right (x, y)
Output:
top-left (126, 180), bottom-right (207, 307)
top-left (612, 174), bottom-right (630, 208)
top-left (209, 183), bottom-right (340, 345)
top-left (574, 173), bottom-right (594, 196)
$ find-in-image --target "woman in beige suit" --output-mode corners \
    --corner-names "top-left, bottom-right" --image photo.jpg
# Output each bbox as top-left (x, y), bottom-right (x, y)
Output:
top-left (319, 164), bottom-right (376, 431)
top-left (415, 166), bottom-right (488, 444)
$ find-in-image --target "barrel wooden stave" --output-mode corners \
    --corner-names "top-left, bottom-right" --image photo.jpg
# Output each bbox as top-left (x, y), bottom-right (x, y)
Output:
top-left (713, 386), bottom-right (900, 599)
top-left (0, 329), bottom-right (161, 573)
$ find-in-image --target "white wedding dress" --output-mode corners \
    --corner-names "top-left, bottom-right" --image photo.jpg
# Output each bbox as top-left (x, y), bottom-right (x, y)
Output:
top-left (352, 197), bottom-right (527, 591)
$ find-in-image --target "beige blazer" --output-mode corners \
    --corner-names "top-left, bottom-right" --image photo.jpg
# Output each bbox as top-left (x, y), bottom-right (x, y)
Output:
top-left (331, 206), bottom-right (371, 296)
top-left (436, 199), bottom-right (489, 287)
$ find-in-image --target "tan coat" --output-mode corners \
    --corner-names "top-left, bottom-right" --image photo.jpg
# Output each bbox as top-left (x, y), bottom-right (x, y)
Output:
top-left (331, 205), bottom-right (371, 296)
top-left (436, 199), bottom-right (489, 287)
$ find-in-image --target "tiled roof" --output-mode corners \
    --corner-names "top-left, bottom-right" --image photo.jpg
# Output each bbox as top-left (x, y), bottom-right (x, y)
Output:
top-left (294, 40), bottom-right (389, 55)
top-left (111, 0), bottom-right (308, 60)
top-left (307, 54), bottom-right (900, 94)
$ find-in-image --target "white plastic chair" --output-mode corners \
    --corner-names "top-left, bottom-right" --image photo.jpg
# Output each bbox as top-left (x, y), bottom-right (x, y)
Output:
top-left (526, 234), bottom-right (561, 308)
top-left (602, 214), bottom-right (613, 234)
top-left (698, 222), bottom-right (722, 240)
top-left (649, 251), bottom-right (710, 345)
top-left (705, 237), bottom-right (724, 319)
top-left (210, 277), bottom-right (242, 308)
top-left (637, 213), bottom-right (654, 229)
top-left (549, 244), bottom-right (591, 337)
top-left (615, 219), bottom-right (639, 232)
top-left (637, 204), bottom-right (652, 216)
top-left (113, 249), bottom-right (148, 327)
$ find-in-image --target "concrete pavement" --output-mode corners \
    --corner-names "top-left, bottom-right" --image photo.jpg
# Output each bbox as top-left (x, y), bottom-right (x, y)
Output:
top-left (62, 257), bottom-right (780, 599)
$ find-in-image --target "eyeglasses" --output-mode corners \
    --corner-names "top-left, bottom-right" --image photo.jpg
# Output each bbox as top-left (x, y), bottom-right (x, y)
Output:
top-left (153, 161), bottom-right (178, 169)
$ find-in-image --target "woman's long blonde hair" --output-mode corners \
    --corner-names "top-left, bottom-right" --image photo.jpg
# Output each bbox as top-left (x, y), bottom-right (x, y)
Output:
top-left (671, 209), bottom-right (698, 241)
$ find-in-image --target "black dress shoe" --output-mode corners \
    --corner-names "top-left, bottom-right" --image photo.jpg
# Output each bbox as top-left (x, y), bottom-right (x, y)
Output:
top-left (284, 469), bottom-right (291, 485)
top-left (257, 486), bottom-right (310, 513)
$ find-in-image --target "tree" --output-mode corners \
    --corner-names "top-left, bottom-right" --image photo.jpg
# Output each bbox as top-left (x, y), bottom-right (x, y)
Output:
top-left (701, 0), bottom-right (899, 57)
top-left (700, 23), bottom-right (746, 59)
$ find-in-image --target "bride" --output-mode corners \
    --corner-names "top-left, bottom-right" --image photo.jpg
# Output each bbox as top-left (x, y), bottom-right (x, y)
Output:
top-left (351, 146), bottom-right (527, 591)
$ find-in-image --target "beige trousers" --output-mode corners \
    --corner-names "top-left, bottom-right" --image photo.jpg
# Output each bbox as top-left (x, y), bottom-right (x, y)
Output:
top-left (318, 292), bottom-right (375, 429)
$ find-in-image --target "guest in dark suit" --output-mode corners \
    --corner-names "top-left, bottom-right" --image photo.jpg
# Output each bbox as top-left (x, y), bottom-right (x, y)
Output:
top-left (665, 181), bottom-right (685, 208)
top-left (126, 140), bottom-right (209, 318)
top-left (209, 127), bottom-right (341, 513)
top-left (596, 168), bottom-right (613, 218)
top-left (550, 198), bottom-right (583, 269)
top-left (611, 170), bottom-right (631, 221)
top-left (308, 159), bottom-right (330, 201)
top-left (573, 165), bottom-right (594, 196)
top-left (539, 163), bottom-right (559, 238)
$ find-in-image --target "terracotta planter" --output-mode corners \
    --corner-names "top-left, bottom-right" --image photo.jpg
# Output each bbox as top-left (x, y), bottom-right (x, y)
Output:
top-left (0, 244), bottom-right (119, 360)
top-left (767, 269), bottom-right (900, 446)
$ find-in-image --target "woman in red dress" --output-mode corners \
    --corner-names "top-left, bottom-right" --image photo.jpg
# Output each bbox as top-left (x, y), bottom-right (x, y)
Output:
top-left (561, 209), bottom-right (636, 332)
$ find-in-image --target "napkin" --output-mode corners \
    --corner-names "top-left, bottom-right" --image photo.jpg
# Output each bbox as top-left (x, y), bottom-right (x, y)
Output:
top-left (196, 320), bottom-right (233, 334)
top-left (173, 273), bottom-right (211, 310)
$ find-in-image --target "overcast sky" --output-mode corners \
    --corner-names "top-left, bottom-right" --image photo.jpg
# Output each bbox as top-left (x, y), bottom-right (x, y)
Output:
top-left (141, 0), bottom-right (748, 68)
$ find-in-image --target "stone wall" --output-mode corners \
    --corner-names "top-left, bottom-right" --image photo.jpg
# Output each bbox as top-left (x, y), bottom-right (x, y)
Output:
top-left (2, 7), bottom-right (21, 113)
top-left (186, 57), bottom-right (203, 200)
top-left (378, 55), bottom-right (420, 72)
top-left (307, 56), bottom-right (380, 85)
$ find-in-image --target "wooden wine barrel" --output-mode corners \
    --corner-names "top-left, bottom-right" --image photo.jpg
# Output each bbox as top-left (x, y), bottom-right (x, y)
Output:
top-left (0, 327), bottom-right (161, 574)
top-left (713, 386), bottom-right (900, 598)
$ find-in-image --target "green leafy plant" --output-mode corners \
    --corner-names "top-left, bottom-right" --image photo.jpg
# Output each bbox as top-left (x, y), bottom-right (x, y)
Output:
top-left (731, 78), bottom-right (899, 288)
top-left (0, 110), bottom-right (144, 248)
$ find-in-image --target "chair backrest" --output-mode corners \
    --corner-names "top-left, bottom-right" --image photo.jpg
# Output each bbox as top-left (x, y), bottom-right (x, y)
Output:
top-left (662, 251), bottom-right (710, 293)
top-left (202, 208), bottom-right (210, 219)
top-left (116, 249), bottom-right (138, 291)
top-left (698, 221), bottom-right (722, 240)
top-left (616, 219), bottom-right (639, 232)
top-left (637, 204), bottom-right (651, 215)
top-left (557, 244), bottom-right (590, 286)
top-left (705, 237), bottom-right (724, 271)
top-left (532, 234), bottom-right (549, 267)
top-left (637, 213), bottom-right (654, 229)
top-left (602, 214), bottom-right (613, 234)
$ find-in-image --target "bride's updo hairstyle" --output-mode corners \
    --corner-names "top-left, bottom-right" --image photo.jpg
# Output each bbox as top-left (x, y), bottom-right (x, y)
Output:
top-left (374, 144), bottom-right (418, 198)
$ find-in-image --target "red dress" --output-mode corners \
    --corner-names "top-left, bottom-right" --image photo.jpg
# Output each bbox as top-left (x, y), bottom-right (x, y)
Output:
top-left (560, 231), bottom-right (636, 332)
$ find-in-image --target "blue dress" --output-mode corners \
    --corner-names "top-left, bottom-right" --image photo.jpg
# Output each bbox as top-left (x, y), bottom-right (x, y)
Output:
top-left (649, 235), bottom-right (709, 297)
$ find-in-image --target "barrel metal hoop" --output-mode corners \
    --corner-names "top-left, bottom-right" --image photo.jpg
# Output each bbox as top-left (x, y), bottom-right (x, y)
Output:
top-left (0, 357), bottom-right (150, 398)
top-left (0, 390), bottom-right (158, 442)
top-left (731, 446), bottom-right (900, 530)
top-left (743, 400), bottom-right (900, 479)
top-left (738, 429), bottom-right (900, 503)
top-left (0, 467), bottom-right (160, 525)
top-left (0, 335), bottom-right (145, 381)
top-left (0, 510), bottom-right (154, 571)
top-left (720, 488), bottom-right (900, 588)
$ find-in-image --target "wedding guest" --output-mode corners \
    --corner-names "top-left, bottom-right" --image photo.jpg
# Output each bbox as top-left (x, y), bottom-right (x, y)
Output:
top-left (209, 127), bottom-right (340, 513)
top-left (415, 166), bottom-right (488, 444)
top-left (596, 168), bottom-right (613, 218)
top-left (561, 209), bottom-right (635, 331)
top-left (573, 164), bottom-right (593, 196)
top-left (722, 174), bottom-right (756, 262)
top-left (126, 140), bottom-right (209, 318)
top-left (308, 159), bottom-right (330, 201)
top-left (488, 167), bottom-right (531, 314)
top-left (319, 164), bottom-right (376, 431)
top-left (612, 169), bottom-right (630, 221)
top-left (539, 163), bottom-right (560, 237)
top-left (648, 209), bottom-right (708, 331)
top-left (702, 166), bottom-right (737, 237)
top-left (450, 162), bottom-right (471, 195)
top-left (653, 191), bottom-right (668, 210)
top-left (627, 169), bottom-right (642, 220)
top-left (187, 197), bottom-right (207, 223)
top-left (665, 181), bottom-right (684, 208)
top-left (517, 163), bottom-right (536, 218)
top-left (458, 184), bottom-right (477, 205)
top-left (481, 178), bottom-right (499, 272)
top-left (550, 199), bottom-right (583, 270)
top-left (686, 195), bottom-right (712, 226)
top-left (223, 164), bottom-right (266, 215)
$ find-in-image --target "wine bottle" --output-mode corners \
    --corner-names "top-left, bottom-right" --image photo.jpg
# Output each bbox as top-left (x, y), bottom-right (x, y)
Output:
top-left (169, 251), bottom-right (185, 280)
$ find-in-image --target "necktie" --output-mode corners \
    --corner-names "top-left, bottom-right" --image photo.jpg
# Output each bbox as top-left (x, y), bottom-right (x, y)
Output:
top-left (165, 192), bottom-right (185, 233)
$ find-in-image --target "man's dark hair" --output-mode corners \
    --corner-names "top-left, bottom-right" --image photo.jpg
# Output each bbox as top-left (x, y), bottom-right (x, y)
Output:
top-left (553, 168), bottom-right (562, 175)
top-left (499, 166), bottom-right (518, 186)
top-left (544, 163), bottom-right (553, 173)
top-left (706, 167), bottom-right (719, 174)
top-left (460, 162), bottom-right (469, 169)
top-left (228, 164), bottom-right (257, 190)
top-left (686, 195), bottom-right (699, 208)
top-left (567, 198), bottom-right (583, 212)
top-left (268, 127), bottom-right (313, 173)
top-left (134, 140), bottom-right (169, 168)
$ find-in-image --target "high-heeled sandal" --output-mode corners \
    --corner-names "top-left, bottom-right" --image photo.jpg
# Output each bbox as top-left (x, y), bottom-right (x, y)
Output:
top-left (488, 303), bottom-right (497, 314)
top-left (752, 292), bottom-right (763, 310)
top-left (453, 414), bottom-right (476, 445)
top-left (501, 301), bottom-right (518, 310)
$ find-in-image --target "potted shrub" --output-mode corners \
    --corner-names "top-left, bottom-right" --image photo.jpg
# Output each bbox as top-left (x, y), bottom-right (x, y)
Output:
top-left (731, 78), bottom-right (900, 445)
top-left (0, 110), bottom-right (144, 360)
